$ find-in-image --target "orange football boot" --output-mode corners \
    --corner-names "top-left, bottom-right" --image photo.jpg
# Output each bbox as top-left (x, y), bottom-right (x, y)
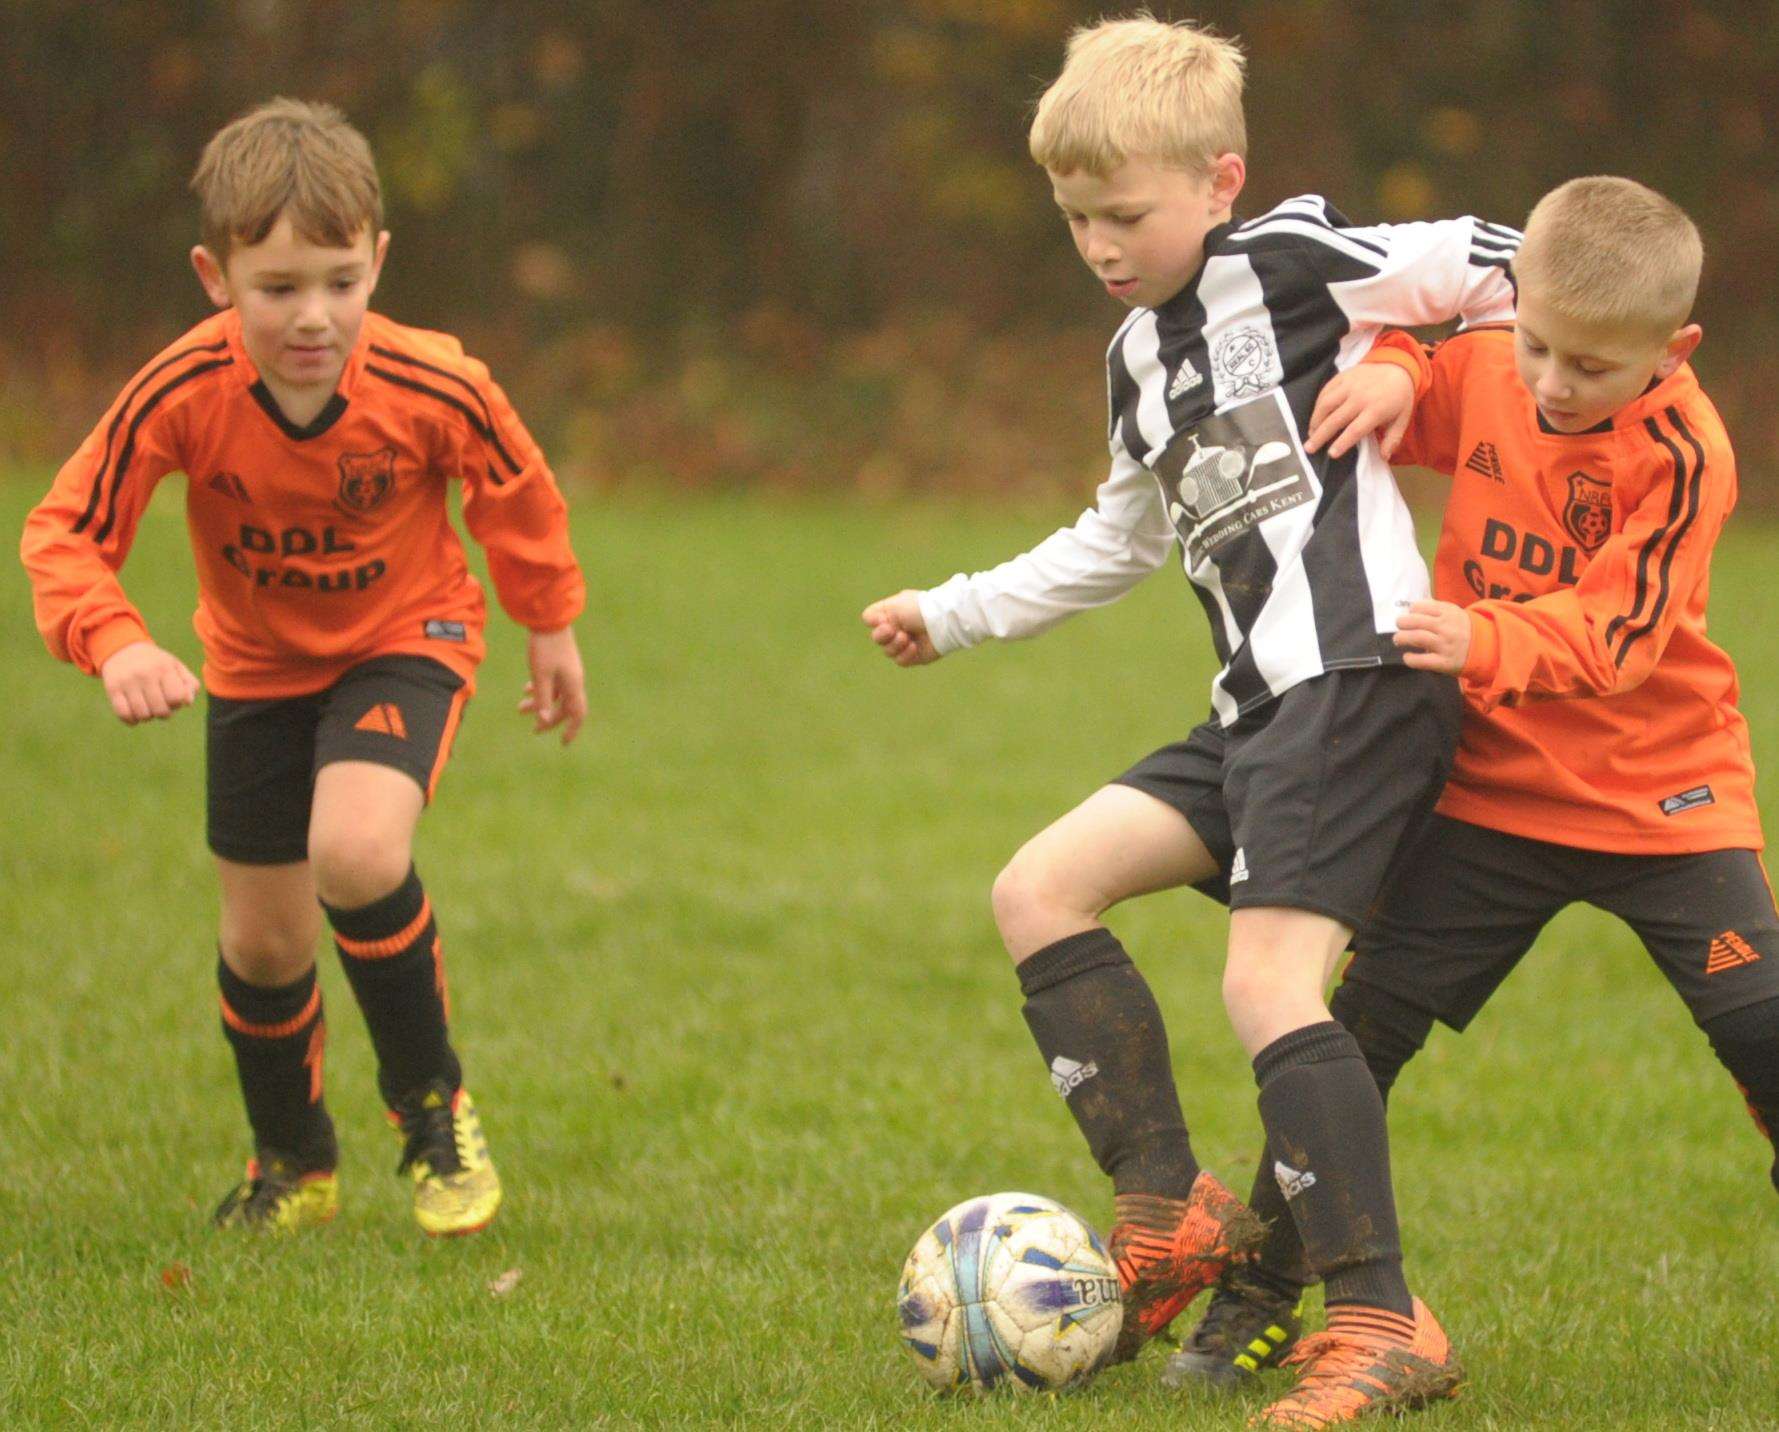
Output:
top-left (1107, 1170), bottom-right (1266, 1362)
top-left (1253, 1297), bottom-right (1464, 1427)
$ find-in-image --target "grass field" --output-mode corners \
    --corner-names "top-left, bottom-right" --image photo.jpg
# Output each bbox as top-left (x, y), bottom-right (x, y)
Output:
top-left (2, 475), bottom-right (1777, 1429)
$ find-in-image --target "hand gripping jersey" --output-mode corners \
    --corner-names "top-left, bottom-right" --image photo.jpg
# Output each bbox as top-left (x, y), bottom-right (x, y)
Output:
top-left (21, 309), bottom-right (584, 698)
top-left (918, 196), bottom-right (1520, 726)
top-left (1367, 327), bottom-right (1761, 853)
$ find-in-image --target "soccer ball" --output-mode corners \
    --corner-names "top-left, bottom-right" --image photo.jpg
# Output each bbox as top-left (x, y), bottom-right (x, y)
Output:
top-left (896, 1191), bottom-right (1122, 1393)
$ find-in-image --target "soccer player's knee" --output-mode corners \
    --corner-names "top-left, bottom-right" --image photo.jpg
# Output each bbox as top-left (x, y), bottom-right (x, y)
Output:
top-left (991, 844), bottom-right (1076, 944)
top-left (1220, 956), bottom-right (1276, 1028)
top-left (220, 909), bottom-right (320, 981)
top-left (308, 827), bottom-right (411, 910)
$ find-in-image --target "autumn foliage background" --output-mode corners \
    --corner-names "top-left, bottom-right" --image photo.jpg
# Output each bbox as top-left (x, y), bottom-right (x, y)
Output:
top-left (3, 0), bottom-right (1776, 501)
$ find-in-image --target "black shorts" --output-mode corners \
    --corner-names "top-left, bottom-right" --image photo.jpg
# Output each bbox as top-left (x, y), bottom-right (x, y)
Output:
top-left (1114, 666), bottom-right (1463, 929)
top-left (206, 655), bottom-right (470, 865)
top-left (1347, 814), bottom-right (1779, 1030)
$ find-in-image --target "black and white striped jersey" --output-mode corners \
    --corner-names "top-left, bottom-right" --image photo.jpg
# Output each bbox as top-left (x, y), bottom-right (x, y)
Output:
top-left (919, 195), bottom-right (1521, 725)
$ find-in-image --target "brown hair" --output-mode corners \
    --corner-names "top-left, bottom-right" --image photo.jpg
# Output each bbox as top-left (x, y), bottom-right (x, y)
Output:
top-left (1029, 13), bottom-right (1247, 176)
top-left (1514, 177), bottom-right (1702, 336)
top-left (191, 97), bottom-right (382, 260)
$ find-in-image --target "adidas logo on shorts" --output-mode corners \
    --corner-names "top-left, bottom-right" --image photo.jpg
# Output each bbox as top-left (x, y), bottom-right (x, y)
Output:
top-left (1050, 1055), bottom-right (1099, 1098)
top-left (1274, 1160), bottom-right (1317, 1200)
top-left (1230, 848), bottom-right (1250, 884)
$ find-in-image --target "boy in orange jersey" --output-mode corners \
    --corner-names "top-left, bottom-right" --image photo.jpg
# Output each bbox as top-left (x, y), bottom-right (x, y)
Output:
top-left (19, 99), bottom-right (587, 1237)
top-left (1168, 176), bottom-right (1779, 1405)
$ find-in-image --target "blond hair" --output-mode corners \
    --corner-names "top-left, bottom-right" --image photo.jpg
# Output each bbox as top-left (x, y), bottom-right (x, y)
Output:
top-left (1514, 177), bottom-right (1702, 336)
top-left (191, 97), bottom-right (382, 260)
top-left (1029, 13), bottom-right (1246, 176)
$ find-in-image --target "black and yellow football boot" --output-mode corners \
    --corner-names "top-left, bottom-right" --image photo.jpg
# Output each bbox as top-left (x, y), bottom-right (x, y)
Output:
top-left (212, 1151), bottom-right (339, 1232)
top-left (1162, 1265), bottom-right (1305, 1388)
top-left (390, 1081), bottom-right (501, 1237)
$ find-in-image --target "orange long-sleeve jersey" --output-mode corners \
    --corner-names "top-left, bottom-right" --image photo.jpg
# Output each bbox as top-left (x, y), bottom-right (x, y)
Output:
top-left (21, 308), bottom-right (584, 699)
top-left (1367, 326), bottom-right (1760, 854)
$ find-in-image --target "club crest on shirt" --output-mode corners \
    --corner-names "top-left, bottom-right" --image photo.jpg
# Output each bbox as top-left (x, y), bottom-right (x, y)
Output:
top-left (1211, 325), bottom-right (1283, 399)
top-left (337, 446), bottom-right (397, 514)
top-left (1562, 470), bottom-right (1612, 552)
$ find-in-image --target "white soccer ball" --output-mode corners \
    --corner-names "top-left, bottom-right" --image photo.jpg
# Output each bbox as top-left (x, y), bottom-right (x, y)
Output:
top-left (896, 1191), bottom-right (1123, 1393)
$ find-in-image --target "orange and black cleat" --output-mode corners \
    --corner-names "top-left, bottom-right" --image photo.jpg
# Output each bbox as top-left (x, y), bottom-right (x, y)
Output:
top-left (1107, 1171), bottom-right (1266, 1363)
top-left (1252, 1297), bottom-right (1464, 1427)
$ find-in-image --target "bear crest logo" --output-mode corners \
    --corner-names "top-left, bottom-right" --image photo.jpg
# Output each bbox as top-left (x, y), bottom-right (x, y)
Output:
top-left (1562, 470), bottom-right (1612, 553)
top-left (337, 447), bottom-right (397, 513)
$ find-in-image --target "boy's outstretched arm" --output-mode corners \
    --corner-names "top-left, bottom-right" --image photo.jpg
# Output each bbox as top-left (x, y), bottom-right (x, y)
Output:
top-left (867, 441), bottom-right (1176, 664)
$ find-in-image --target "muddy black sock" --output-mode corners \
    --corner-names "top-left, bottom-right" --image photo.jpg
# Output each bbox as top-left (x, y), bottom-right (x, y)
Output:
top-left (1018, 927), bottom-right (1199, 1197)
top-left (1245, 979), bottom-right (1435, 1294)
top-left (1254, 1020), bottom-right (1411, 1315)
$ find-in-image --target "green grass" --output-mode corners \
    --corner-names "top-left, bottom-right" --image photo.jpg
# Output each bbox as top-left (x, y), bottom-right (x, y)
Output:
top-left (2, 475), bottom-right (1777, 1428)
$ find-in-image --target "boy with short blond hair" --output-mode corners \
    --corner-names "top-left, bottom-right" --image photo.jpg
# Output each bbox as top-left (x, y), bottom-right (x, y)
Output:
top-left (1169, 174), bottom-right (1779, 1402)
top-left (21, 98), bottom-right (588, 1237)
top-left (865, 14), bottom-right (1522, 1424)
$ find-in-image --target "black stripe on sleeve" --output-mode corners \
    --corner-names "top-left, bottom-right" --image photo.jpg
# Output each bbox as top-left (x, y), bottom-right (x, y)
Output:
top-left (1611, 410), bottom-right (1705, 667)
top-left (369, 345), bottom-right (522, 475)
top-left (1475, 220), bottom-right (1525, 245)
top-left (73, 339), bottom-right (230, 535)
top-left (1604, 418), bottom-right (1688, 652)
top-left (91, 357), bottom-right (234, 544)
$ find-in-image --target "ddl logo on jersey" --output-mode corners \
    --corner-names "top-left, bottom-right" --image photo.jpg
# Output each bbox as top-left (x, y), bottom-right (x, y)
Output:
top-left (337, 446), bottom-right (397, 513)
top-left (1562, 470), bottom-right (1612, 552)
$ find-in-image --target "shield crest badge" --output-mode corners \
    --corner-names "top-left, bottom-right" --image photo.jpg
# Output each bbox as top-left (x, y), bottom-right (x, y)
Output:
top-left (337, 446), bottom-right (397, 513)
top-left (1562, 470), bottom-right (1612, 552)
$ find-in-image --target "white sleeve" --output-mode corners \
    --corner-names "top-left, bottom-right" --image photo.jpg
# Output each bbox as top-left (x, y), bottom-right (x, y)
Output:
top-left (1323, 215), bottom-right (1520, 328)
top-left (916, 439), bottom-right (1175, 655)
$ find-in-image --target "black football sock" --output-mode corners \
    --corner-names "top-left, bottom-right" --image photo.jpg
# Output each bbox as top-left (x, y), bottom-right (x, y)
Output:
top-left (1702, 997), bottom-right (1779, 1197)
top-left (217, 956), bottom-right (337, 1170)
top-left (1018, 927), bottom-right (1200, 1199)
top-left (1245, 979), bottom-right (1435, 1295)
top-left (325, 866), bottom-right (462, 1109)
top-left (1253, 1020), bottom-right (1412, 1317)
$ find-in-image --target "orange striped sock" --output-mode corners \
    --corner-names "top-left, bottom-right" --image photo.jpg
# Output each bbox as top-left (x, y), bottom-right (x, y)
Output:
top-left (1325, 1304), bottom-right (1417, 1348)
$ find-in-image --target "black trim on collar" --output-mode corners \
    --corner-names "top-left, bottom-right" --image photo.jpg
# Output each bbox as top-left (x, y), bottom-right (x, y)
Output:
top-left (1534, 377), bottom-right (1661, 436)
top-left (249, 381), bottom-right (349, 441)
top-left (1536, 408), bottom-right (1615, 437)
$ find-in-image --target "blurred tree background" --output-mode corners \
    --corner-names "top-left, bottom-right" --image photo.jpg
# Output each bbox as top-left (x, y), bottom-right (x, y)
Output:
top-left (2, 0), bottom-right (1775, 498)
